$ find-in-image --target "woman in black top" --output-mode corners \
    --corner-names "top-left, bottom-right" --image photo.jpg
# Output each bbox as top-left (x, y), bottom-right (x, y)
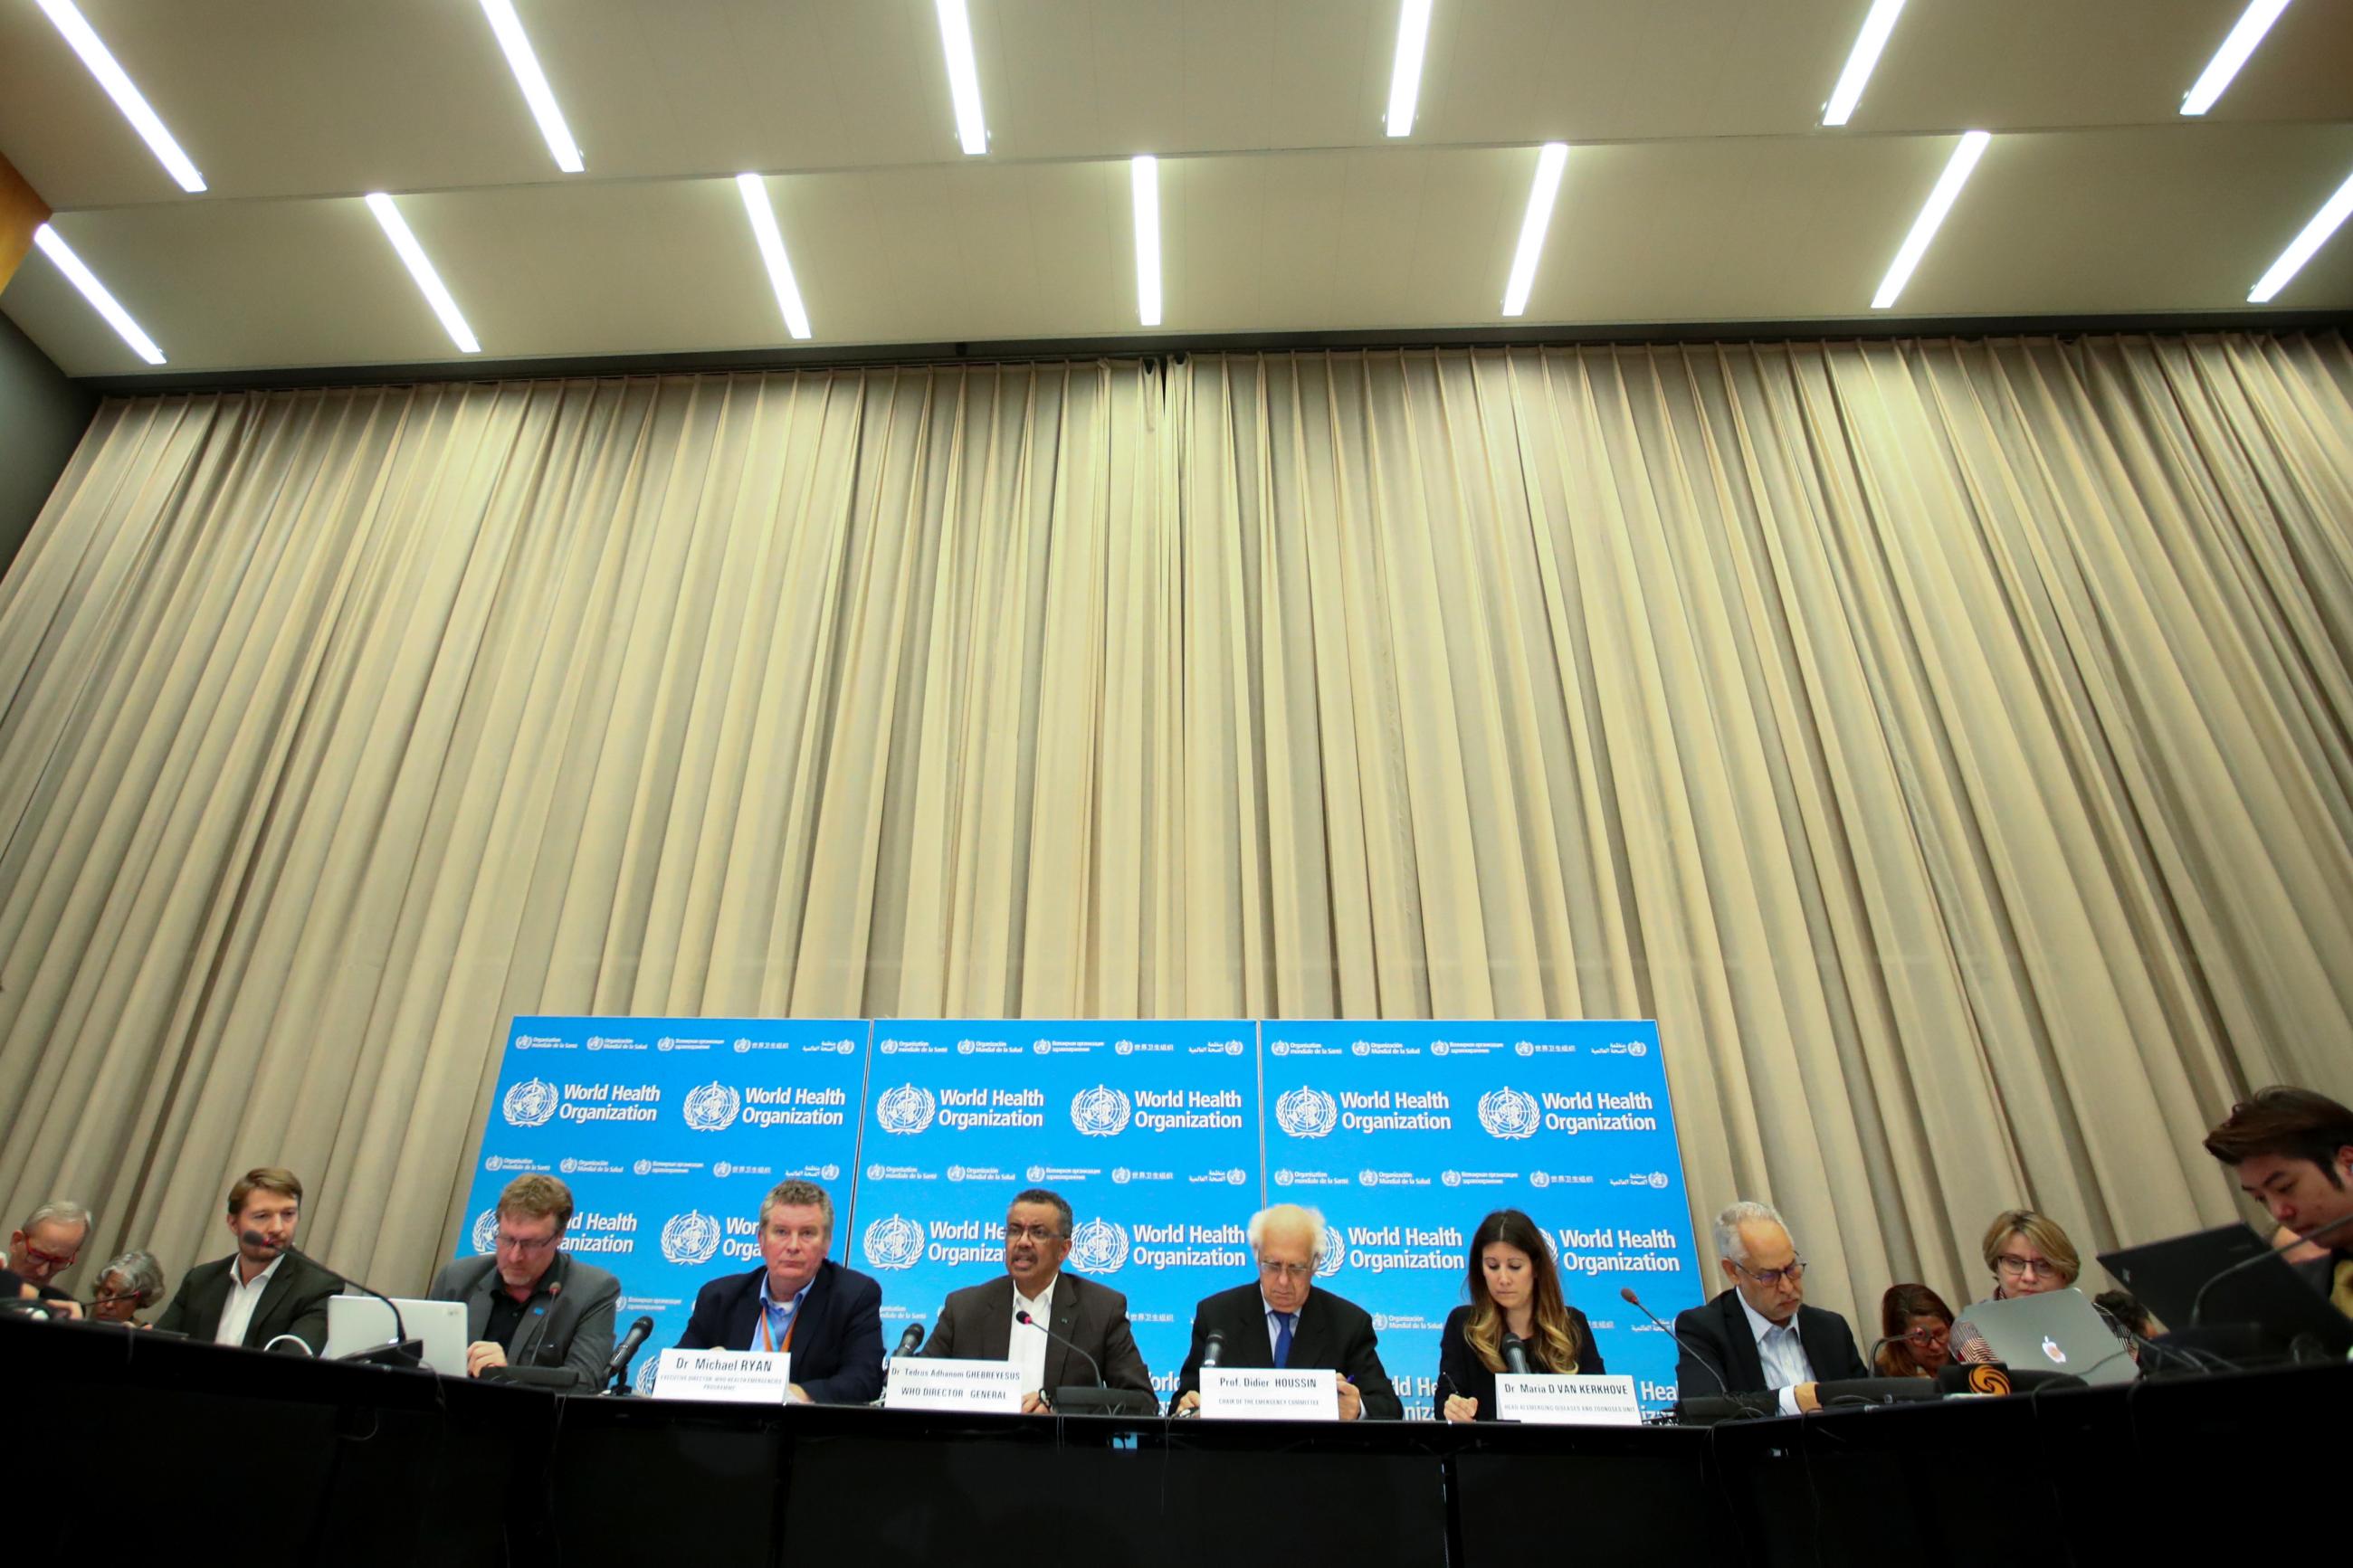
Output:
top-left (1437, 1208), bottom-right (1603, 1421)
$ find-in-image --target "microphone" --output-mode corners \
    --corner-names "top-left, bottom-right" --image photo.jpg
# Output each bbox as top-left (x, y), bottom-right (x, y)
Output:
top-left (1620, 1286), bottom-right (1731, 1395)
top-left (1500, 1333), bottom-right (1532, 1375)
top-left (262, 1238), bottom-right (414, 1366)
top-left (605, 1315), bottom-right (655, 1389)
top-left (1201, 1328), bottom-right (1226, 1368)
top-left (1016, 1307), bottom-right (1104, 1388)
top-left (892, 1322), bottom-right (927, 1358)
top-left (2187, 1211), bottom-right (2353, 1326)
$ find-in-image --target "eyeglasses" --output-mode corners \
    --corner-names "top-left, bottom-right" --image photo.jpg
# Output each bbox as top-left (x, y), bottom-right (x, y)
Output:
top-left (1906, 1326), bottom-right (1950, 1345)
top-left (19, 1244), bottom-right (78, 1270)
top-left (495, 1231), bottom-right (560, 1255)
top-left (1003, 1223), bottom-right (1067, 1243)
top-left (1735, 1258), bottom-right (1805, 1288)
top-left (1258, 1260), bottom-right (1313, 1281)
top-left (1996, 1254), bottom-right (2063, 1278)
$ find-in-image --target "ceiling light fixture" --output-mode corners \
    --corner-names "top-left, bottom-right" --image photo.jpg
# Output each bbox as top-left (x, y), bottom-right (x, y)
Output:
top-left (32, 223), bottom-right (164, 364)
top-left (2181, 0), bottom-right (2293, 116)
top-left (478, 0), bottom-right (584, 172)
top-left (1822, 0), bottom-right (1907, 128)
top-left (363, 193), bottom-right (481, 354)
top-left (1872, 129), bottom-right (1989, 309)
top-left (32, 0), bottom-right (205, 192)
top-left (1500, 142), bottom-right (1569, 318)
top-left (2248, 167), bottom-right (2353, 303)
top-left (735, 174), bottom-right (813, 340)
top-left (936, 0), bottom-right (988, 155)
top-left (1132, 156), bottom-right (1162, 327)
top-left (1385, 0), bottom-right (1435, 138)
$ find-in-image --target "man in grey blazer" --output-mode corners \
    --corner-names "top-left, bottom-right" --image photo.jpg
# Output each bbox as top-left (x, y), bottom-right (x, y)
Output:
top-left (429, 1174), bottom-right (620, 1392)
top-left (923, 1188), bottom-right (1152, 1411)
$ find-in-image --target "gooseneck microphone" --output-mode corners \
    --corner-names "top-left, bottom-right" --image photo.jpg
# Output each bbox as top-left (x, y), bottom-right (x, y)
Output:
top-left (606, 1315), bottom-right (655, 1390)
top-left (1620, 1286), bottom-right (1730, 1394)
top-left (893, 1322), bottom-right (927, 1358)
top-left (256, 1236), bottom-right (414, 1364)
top-left (1201, 1328), bottom-right (1227, 1368)
top-left (1016, 1308), bottom-right (1104, 1388)
top-left (2188, 1211), bottom-right (2353, 1326)
top-left (1500, 1333), bottom-right (1533, 1375)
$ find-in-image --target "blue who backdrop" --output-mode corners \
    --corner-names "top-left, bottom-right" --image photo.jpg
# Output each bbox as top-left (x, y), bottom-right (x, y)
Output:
top-left (460, 1016), bottom-right (872, 1385)
top-left (462, 1016), bottom-right (1701, 1411)
top-left (851, 1020), bottom-right (1259, 1401)
top-left (1261, 1020), bottom-right (1701, 1416)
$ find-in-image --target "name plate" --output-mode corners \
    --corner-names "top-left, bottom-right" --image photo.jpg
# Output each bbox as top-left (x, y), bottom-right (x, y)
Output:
top-left (1198, 1366), bottom-right (1340, 1421)
top-left (885, 1357), bottom-right (1026, 1413)
top-left (650, 1348), bottom-right (792, 1403)
top-left (1495, 1373), bottom-right (1643, 1426)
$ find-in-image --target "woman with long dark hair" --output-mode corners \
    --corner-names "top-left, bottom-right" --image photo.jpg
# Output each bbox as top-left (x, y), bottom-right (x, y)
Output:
top-left (1873, 1283), bottom-right (1954, 1376)
top-left (1436, 1208), bottom-right (1602, 1422)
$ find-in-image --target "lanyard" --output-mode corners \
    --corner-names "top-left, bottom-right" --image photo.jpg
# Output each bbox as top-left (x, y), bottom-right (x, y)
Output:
top-left (760, 1300), bottom-right (796, 1354)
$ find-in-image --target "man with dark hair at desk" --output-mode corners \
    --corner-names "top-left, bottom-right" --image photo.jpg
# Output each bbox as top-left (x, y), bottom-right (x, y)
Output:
top-left (676, 1178), bottom-right (884, 1403)
top-left (428, 1174), bottom-right (619, 1391)
top-left (1169, 1203), bottom-right (1402, 1421)
top-left (2204, 1086), bottom-right (2353, 1316)
top-left (156, 1167), bottom-right (340, 1352)
top-left (923, 1187), bottom-right (1152, 1411)
top-left (1673, 1200), bottom-right (1866, 1414)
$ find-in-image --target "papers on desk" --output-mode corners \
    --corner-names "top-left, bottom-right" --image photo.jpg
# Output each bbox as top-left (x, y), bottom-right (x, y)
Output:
top-left (651, 1348), bottom-right (792, 1402)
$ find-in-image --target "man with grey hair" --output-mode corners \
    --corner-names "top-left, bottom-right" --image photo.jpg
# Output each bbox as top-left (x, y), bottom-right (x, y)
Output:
top-left (923, 1187), bottom-right (1153, 1411)
top-left (9, 1201), bottom-right (93, 1288)
top-left (1169, 1202), bottom-right (1401, 1420)
top-left (1672, 1200), bottom-right (1866, 1413)
top-left (674, 1178), bottom-right (884, 1403)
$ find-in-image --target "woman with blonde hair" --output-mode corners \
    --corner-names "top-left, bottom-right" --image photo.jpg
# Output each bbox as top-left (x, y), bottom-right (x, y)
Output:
top-left (1436, 1209), bottom-right (1602, 1422)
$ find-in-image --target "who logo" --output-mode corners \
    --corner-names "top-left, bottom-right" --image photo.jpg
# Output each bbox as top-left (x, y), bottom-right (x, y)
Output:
top-left (1071, 1085), bottom-right (1132, 1137)
top-left (502, 1078), bottom-right (559, 1128)
top-left (1273, 1087), bottom-right (1338, 1139)
top-left (863, 1215), bottom-right (926, 1271)
top-left (470, 1208), bottom-right (500, 1255)
top-left (1476, 1087), bottom-right (1541, 1140)
top-left (1069, 1218), bottom-right (1130, 1275)
top-left (1316, 1222), bottom-right (1346, 1278)
top-left (659, 1211), bottom-right (722, 1267)
top-left (875, 1084), bottom-right (937, 1135)
top-left (682, 1081), bottom-right (741, 1132)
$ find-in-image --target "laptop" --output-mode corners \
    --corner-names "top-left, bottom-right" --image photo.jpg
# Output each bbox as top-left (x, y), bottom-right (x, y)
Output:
top-left (1949, 1288), bottom-right (2138, 1385)
top-left (325, 1294), bottom-right (469, 1375)
top-left (2098, 1224), bottom-right (2352, 1358)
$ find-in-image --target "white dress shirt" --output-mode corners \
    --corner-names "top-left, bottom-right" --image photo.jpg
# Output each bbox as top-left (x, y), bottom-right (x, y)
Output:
top-left (215, 1252), bottom-right (285, 1347)
top-left (1738, 1291), bottom-right (1815, 1417)
top-left (1010, 1276), bottom-right (1055, 1394)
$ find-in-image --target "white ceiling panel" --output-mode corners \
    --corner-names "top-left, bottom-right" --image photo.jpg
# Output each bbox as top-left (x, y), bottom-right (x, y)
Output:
top-left (1, 1), bottom-right (2347, 376)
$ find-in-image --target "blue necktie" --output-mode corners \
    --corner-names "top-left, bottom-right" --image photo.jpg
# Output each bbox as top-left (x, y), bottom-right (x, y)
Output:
top-left (1272, 1311), bottom-right (1295, 1369)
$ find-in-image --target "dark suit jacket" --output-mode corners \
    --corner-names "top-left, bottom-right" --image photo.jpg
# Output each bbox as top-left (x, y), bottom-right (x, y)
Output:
top-left (1672, 1287), bottom-right (1867, 1397)
top-left (155, 1252), bottom-right (341, 1353)
top-left (1434, 1303), bottom-right (1605, 1421)
top-left (674, 1259), bottom-right (885, 1404)
top-left (1172, 1280), bottom-right (1403, 1420)
top-left (922, 1270), bottom-right (1152, 1395)
top-left (427, 1249), bottom-right (621, 1393)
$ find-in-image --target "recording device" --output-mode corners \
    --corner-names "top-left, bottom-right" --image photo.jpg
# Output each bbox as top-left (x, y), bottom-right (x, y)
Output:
top-left (1500, 1333), bottom-right (1532, 1375)
top-left (1201, 1328), bottom-right (1226, 1367)
top-left (1619, 1287), bottom-right (1733, 1397)
top-left (604, 1315), bottom-right (655, 1392)
top-left (892, 1322), bottom-right (927, 1358)
top-left (1016, 1308), bottom-right (1157, 1416)
top-left (262, 1237), bottom-right (420, 1368)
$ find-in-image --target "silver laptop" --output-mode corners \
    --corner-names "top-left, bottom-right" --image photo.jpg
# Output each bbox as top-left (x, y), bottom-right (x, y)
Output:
top-left (324, 1294), bottom-right (470, 1375)
top-left (1950, 1288), bottom-right (2139, 1385)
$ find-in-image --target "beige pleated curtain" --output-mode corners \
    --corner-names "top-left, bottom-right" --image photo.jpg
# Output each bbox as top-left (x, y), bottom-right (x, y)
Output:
top-left (1, 335), bottom-right (2348, 1331)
